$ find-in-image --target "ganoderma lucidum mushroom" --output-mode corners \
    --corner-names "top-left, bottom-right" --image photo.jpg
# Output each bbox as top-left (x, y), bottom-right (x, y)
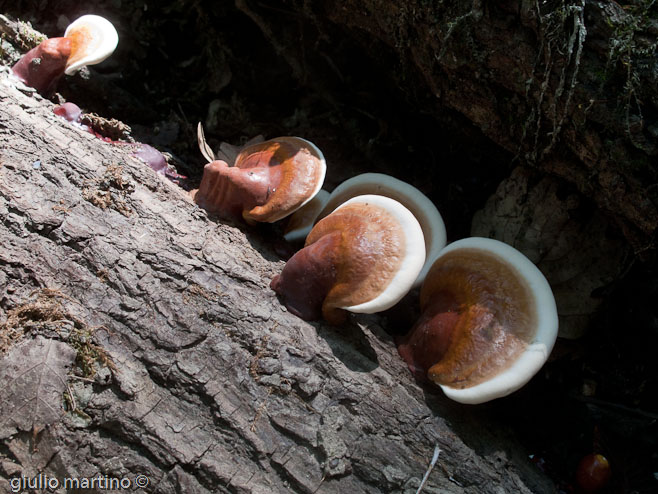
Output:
top-left (12, 15), bottom-right (118, 95)
top-left (271, 194), bottom-right (426, 325)
top-left (314, 173), bottom-right (446, 286)
top-left (396, 237), bottom-right (558, 404)
top-left (192, 127), bottom-right (326, 223)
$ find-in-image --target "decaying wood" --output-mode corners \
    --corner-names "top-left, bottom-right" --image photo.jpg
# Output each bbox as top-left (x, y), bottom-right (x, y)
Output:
top-left (236, 0), bottom-right (658, 252)
top-left (0, 74), bottom-right (553, 492)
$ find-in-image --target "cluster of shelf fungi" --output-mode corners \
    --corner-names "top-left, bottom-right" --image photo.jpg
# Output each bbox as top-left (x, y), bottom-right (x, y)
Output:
top-left (192, 130), bottom-right (559, 405)
top-left (8, 13), bottom-right (560, 407)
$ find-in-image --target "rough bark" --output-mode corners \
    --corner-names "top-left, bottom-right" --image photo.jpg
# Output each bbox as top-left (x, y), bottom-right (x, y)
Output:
top-left (0, 74), bottom-right (553, 493)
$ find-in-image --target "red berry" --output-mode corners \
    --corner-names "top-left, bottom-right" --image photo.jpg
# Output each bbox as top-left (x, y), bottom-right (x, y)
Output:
top-left (575, 453), bottom-right (611, 492)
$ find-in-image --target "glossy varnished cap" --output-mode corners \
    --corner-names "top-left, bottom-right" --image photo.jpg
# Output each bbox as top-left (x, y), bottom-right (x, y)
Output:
top-left (64, 15), bottom-right (119, 75)
top-left (399, 237), bottom-right (558, 404)
top-left (317, 173), bottom-right (446, 286)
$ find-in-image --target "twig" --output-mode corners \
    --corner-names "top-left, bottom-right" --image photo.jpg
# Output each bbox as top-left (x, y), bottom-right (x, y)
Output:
top-left (416, 444), bottom-right (441, 494)
top-left (66, 383), bottom-right (77, 412)
top-left (311, 473), bottom-right (326, 494)
top-left (68, 374), bottom-right (96, 383)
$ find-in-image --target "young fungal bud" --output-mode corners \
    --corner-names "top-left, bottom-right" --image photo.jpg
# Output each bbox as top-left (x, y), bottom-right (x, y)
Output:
top-left (192, 134), bottom-right (327, 223)
top-left (271, 194), bottom-right (426, 325)
top-left (53, 101), bottom-right (84, 124)
top-left (397, 237), bottom-right (558, 404)
top-left (130, 143), bottom-right (186, 183)
top-left (314, 173), bottom-right (446, 286)
top-left (12, 15), bottom-right (118, 95)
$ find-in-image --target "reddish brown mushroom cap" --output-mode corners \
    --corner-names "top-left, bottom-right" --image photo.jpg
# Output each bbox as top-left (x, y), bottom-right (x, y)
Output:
top-left (271, 195), bottom-right (426, 325)
top-left (315, 173), bottom-right (446, 286)
top-left (11, 15), bottom-right (118, 95)
top-left (193, 137), bottom-right (326, 223)
top-left (397, 237), bottom-right (558, 404)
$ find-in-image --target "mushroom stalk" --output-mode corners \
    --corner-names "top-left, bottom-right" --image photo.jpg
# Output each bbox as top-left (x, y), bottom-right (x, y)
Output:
top-left (12, 37), bottom-right (72, 94)
top-left (193, 159), bottom-right (273, 220)
top-left (270, 231), bottom-right (340, 321)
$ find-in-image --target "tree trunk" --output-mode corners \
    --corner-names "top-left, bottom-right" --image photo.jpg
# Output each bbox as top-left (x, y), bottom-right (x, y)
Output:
top-left (0, 75), bottom-right (553, 493)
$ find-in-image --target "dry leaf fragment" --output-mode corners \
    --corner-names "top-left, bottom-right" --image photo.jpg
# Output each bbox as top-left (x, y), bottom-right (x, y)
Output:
top-left (0, 336), bottom-right (76, 439)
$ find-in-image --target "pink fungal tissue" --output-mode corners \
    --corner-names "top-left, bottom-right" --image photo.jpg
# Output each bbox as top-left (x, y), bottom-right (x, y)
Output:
top-left (130, 142), bottom-right (186, 182)
top-left (53, 102), bottom-right (186, 183)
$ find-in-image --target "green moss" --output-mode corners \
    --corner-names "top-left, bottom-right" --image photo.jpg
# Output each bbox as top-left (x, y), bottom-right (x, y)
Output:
top-left (0, 289), bottom-right (113, 379)
top-left (67, 326), bottom-right (114, 379)
top-left (16, 20), bottom-right (46, 49)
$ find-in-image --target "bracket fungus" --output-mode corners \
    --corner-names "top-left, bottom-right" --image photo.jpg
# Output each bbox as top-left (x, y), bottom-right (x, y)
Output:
top-left (315, 173), bottom-right (446, 286)
top-left (396, 237), bottom-right (558, 404)
top-left (271, 194), bottom-right (426, 325)
top-left (12, 15), bottom-right (118, 95)
top-left (192, 124), bottom-right (326, 223)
